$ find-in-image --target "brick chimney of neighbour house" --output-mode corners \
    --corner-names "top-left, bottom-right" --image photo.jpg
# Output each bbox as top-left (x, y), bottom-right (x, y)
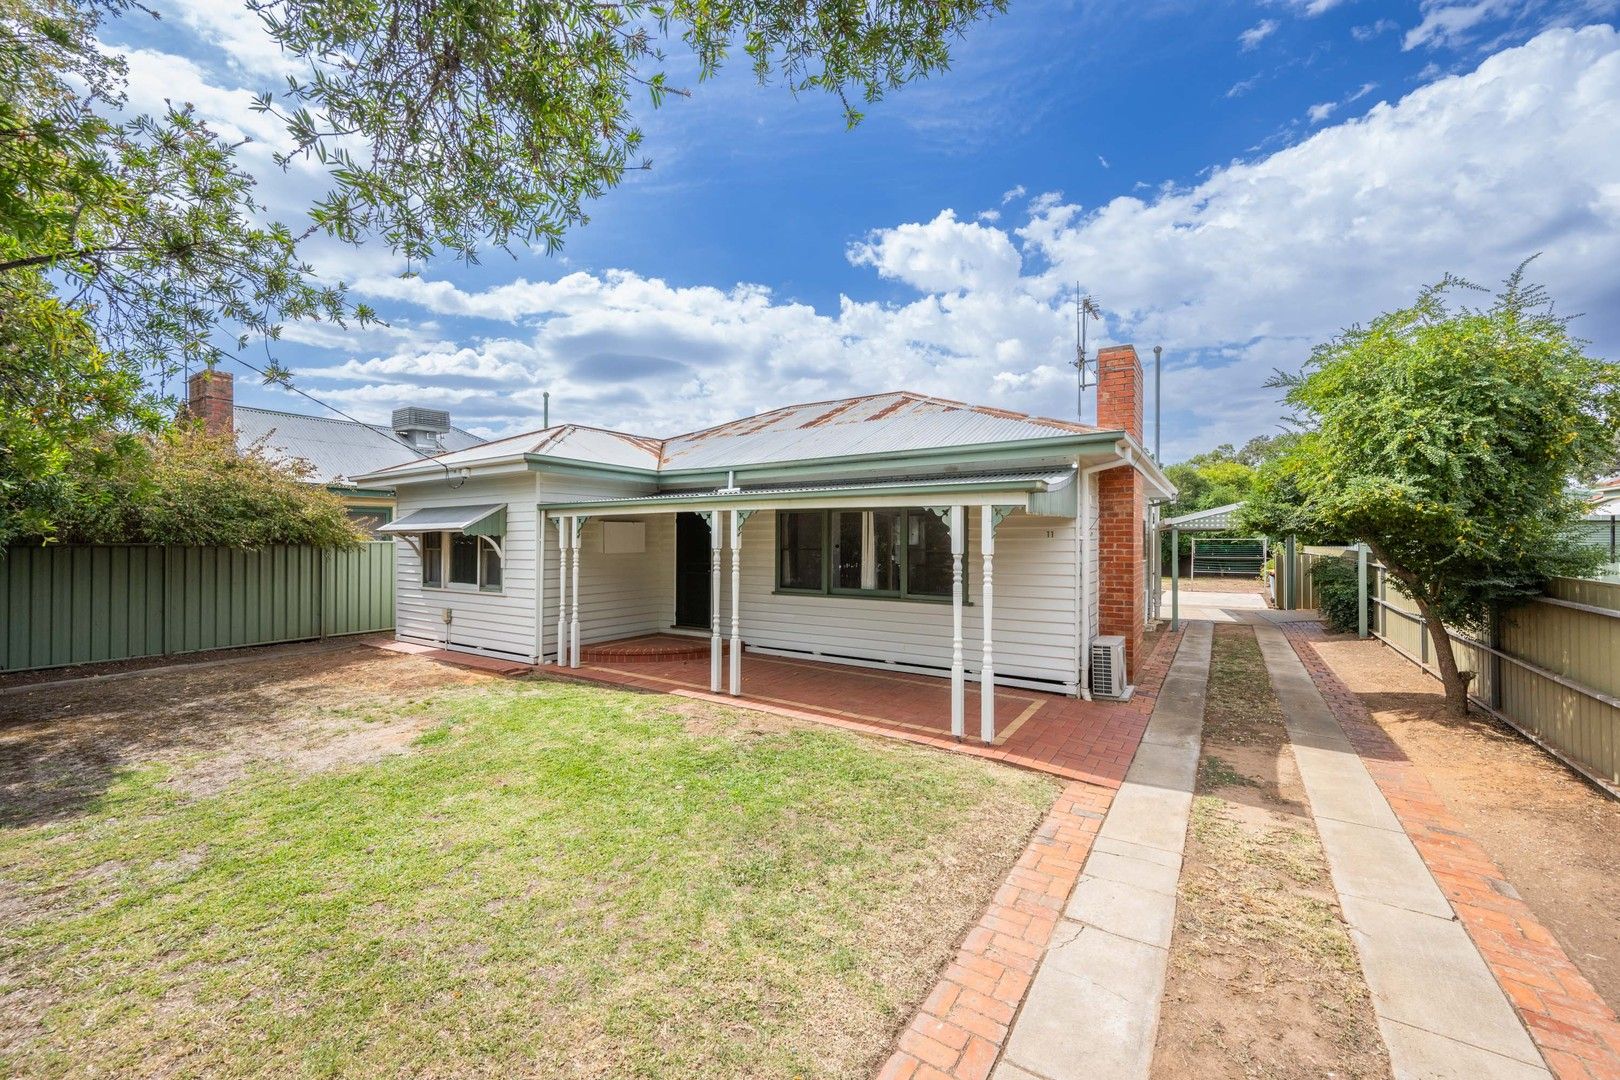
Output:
top-left (186, 369), bottom-right (234, 439)
top-left (1095, 344), bottom-right (1146, 683)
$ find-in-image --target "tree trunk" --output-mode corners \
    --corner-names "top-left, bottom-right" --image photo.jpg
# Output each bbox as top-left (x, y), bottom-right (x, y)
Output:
top-left (1364, 541), bottom-right (1470, 717)
top-left (1412, 594), bottom-right (1470, 716)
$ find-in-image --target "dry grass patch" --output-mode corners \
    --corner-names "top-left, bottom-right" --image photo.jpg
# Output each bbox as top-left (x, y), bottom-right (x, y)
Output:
top-left (0, 645), bottom-right (1054, 1079)
top-left (1151, 625), bottom-right (1389, 1080)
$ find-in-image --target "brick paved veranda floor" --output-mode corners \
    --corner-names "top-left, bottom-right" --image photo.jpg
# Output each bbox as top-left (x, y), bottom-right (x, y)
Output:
top-left (528, 633), bottom-right (1180, 789)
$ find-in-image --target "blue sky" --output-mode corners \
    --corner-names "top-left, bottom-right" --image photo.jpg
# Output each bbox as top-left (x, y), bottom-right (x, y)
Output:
top-left (104, 0), bottom-right (1620, 462)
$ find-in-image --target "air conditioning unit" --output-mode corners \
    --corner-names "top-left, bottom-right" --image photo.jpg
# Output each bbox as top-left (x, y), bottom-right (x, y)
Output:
top-left (1091, 636), bottom-right (1131, 700)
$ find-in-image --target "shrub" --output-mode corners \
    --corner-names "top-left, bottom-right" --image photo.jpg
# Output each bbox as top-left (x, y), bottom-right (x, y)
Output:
top-left (1311, 556), bottom-right (1362, 634)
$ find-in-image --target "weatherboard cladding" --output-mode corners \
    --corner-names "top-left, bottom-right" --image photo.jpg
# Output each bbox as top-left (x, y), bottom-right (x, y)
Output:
top-left (234, 406), bottom-right (484, 485)
top-left (362, 392), bottom-right (1104, 479)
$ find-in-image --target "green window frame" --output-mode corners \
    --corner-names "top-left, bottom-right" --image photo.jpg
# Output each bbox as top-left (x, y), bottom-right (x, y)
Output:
top-left (774, 508), bottom-right (964, 603)
top-left (422, 530), bottom-right (505, 593)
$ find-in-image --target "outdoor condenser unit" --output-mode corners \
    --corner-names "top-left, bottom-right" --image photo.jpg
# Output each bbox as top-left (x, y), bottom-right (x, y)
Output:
top-left (1091, 636), bottom-right (1129, 700)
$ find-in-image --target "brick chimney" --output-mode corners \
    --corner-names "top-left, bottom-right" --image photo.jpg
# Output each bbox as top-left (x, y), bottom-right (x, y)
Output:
top-left (1095, 345), bottom-right (1146, 682)
top-left (186, 369), bottom-right (234, 438)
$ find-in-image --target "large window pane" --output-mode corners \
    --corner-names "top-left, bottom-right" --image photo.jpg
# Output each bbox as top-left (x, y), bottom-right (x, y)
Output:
top-left (422, 531), bottom-right (443, 586)
top-left (833, 511), bottom-right (863, 590)
top-left (777, 511), bottom-right (824, 591)
top-left (449, 533), bottom-right (479, 585)
top-left (905, 510), bottom-right (953, 597)
top-left (480, 536), bottom-right (503, 591)
top-left (872, 510), bottom-right (900, 592)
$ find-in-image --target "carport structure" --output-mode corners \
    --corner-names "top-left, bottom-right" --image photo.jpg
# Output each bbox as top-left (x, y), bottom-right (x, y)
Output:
top-left (1158, 501), bottom-right (1265, 629)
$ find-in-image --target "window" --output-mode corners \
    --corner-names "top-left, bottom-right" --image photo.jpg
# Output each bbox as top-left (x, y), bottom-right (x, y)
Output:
top-left (777, 511), bottom-right (825, 592)
top-left (905, 511), bottom-right (953, 598)
top-left (346, 507), bottom-right (393, 537)
top-left (776, 509), bottom-right (959, 602)
top-left (422, 531), bottom-right (443, 586)
top-left (832, 510), bottom-right (900, 593)
top-left (422, 531), bottom-right (503, 592)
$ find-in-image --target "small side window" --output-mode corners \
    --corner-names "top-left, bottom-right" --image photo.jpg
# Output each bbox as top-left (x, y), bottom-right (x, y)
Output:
top-left (422, 532), bottom-right (443, 586)
top-left (480, 536), bottom-right (503, 591)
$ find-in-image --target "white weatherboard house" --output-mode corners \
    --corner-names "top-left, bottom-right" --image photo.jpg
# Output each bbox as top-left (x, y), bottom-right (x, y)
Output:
top-left (354, 346), bottom-right (1172, 740)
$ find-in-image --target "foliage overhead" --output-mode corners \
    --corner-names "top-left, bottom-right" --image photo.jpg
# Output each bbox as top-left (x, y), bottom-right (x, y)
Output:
top-left (26, 426), bottom-right (368, 548)
top-left (0, 0), bottom-right (369, 387)
top-left (252, 0), bottom-right (1006, 263)
top-left (1244, 265), bottom-right (1620, 711)
top-left (4, 0), bottom-right (993, 546)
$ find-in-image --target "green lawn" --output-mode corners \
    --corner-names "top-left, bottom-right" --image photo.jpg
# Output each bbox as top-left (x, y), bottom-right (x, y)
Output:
top-left (0, 656), bottom-right (1054, 1078)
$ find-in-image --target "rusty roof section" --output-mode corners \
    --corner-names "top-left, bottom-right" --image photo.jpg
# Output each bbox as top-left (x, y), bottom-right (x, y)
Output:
top-left (360, 391), bottom-right (1107, 480)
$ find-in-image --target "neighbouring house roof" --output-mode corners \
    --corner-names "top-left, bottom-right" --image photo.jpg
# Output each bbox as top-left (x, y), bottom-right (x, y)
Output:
top-left (1161, 502), bottom-right (1246, 532)
top-left (356, 391), bottom-right (1107, 482)
top-left (235, 406), bottom-right (484, 486)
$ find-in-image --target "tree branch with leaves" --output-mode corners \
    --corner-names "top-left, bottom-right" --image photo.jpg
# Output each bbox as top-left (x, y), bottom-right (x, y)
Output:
top-left (1244, 264), bottom-right (1620, 714)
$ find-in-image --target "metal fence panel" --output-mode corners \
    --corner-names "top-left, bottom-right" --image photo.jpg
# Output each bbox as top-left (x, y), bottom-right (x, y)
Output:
top-left (1, 542), bottom-right (395, 674)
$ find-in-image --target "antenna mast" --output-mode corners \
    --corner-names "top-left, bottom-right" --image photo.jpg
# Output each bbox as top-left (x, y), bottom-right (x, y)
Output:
top-left (1071, 284), bottom-right (1101, 423)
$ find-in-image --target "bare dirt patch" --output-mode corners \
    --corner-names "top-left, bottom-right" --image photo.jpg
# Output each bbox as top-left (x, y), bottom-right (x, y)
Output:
top-left (0, 643), bottom-right (490, 824)
top-left (1152, 624), bottom-right (1390, 1080)
top-left (1162, 575), bottom-right (1270, 595)
top-left (1311, 635), bottom-right (1620, 1007)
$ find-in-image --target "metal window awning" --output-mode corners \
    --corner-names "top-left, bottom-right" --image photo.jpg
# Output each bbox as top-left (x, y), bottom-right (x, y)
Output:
top-left (378, 503), bottom-right (507, 537)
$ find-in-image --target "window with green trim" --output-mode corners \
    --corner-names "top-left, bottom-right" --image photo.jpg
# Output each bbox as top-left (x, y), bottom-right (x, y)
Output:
top-left (776, 509), bottom-right (959, 601)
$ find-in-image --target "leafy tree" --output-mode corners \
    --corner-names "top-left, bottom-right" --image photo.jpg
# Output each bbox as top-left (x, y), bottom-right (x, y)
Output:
top-left (34, 427), bottom-right (367, 548)
top-left (252, 0), bottom-right (1006, 261)
top-left (0, 273), bottom-right (161, 547)
top-left (4, 0), bottom-right (993, 546)
top-left (1246, 267), bottom-right (1620, 714)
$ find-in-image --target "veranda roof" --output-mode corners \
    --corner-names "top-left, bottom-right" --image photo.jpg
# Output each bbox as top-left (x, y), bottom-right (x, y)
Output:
top-left (538, 469), bottom-right (1076, 514)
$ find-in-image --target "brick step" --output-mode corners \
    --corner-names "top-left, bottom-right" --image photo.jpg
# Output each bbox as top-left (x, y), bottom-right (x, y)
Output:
top-left (581, 634), bottom-right (713, 664)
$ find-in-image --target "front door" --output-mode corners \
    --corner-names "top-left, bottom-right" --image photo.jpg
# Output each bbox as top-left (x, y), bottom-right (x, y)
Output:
top-left (674, 512), bottom-right (711, 629)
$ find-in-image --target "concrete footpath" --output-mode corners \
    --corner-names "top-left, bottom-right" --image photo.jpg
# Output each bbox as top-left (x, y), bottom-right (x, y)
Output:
top-left (1252, 621), bottom-right (1551, 1080)
top-left (993, 621), bottom-right (1213, 1080)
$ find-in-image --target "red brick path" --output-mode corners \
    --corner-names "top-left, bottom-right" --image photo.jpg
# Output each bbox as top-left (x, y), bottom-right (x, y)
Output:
top-left (1281, 622), bottom-right (1620, 1080)
top-left (547, 633), bottom-right (1179, 790)
top-left (873, 629), bottom-right (1182, 1080)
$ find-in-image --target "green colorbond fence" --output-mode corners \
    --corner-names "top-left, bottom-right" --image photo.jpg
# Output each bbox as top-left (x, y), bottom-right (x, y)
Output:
top-left (1, 542), bottom-right (394, 674)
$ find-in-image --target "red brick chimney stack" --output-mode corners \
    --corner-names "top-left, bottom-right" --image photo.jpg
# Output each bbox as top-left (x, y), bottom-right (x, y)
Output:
top-left (186, 369), bottom-right (234, 439)
top-left (1094, 345), bottom-right (1146, 682)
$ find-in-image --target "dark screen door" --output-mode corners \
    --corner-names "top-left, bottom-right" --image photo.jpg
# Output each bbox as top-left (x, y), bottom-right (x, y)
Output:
top-left (674, 512), bottom-right (712, 629)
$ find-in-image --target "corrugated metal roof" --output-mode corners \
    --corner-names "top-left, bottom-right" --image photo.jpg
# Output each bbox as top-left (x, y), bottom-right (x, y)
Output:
top-left (379, 503), bottom-right (506, 533)
top-left (540, 469), bottom-right (1074, 509)
top-left (359, 391), bottom-right (1106, 481)
top-left (235, 406), bottom-right (484, 484)
top-left (1161, 502), bottom-right (1246, 531)
top-left (659, 392), bottom-right (1098, 470)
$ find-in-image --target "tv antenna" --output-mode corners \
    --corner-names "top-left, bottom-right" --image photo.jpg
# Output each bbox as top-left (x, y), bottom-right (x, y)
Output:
top-left (1071, 285), bottom-right (1101, 422)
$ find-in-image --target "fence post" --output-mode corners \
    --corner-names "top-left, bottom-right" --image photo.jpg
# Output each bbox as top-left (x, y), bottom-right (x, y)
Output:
top-left (1284, 535), bottom-right (1297, 610)
top-left (1357, 543), bottom-right (1369, 639)
top-left (1170, 526), bottom-right (1181, 631)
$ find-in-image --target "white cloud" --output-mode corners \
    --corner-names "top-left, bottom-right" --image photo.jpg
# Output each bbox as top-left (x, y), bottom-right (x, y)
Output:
top-left (847, 211), bottom-right (1024, 294)
top-left (1404, 0), bottom-right (1516, 49)
top-left (1353, 18), bottom-right (1401, 40)
top-left (1098, 155), bottom-right (1111, 169)
top-left (1239, 19), bottom-right (1280, 50)
top-left (298, 26), bottom-right (1620, 461)
top-left (1307, 101), bottom-right (1338, 123)
top-left (1000, 184), bottom-right (1027, 205)
top-left (156, 0), bottom-right (304, 79)
top-left (1289, 0), bottom-right (1349, 15)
